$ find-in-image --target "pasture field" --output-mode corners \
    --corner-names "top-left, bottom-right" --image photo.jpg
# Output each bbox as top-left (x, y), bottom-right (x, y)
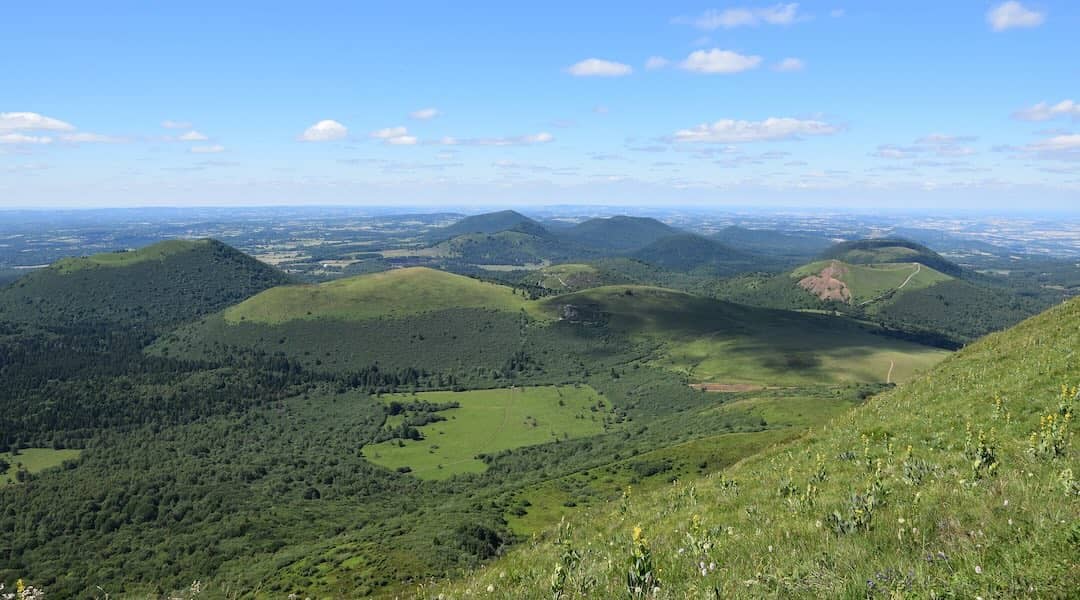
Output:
top-left (363, 385), bottom-right (609, 479)
top-left (223, 266), bottom-right (529, 324)
top-left (1, 448), bottom-right (81, 486)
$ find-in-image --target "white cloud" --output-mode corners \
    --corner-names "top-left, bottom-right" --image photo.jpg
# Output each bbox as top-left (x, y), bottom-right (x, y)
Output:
top-left (0, 133), bottom-right (54, 144)
top-left (566, 58), bottom-right (633, 77)
top-left (830, 8), bottom-right (845, 18)
top-left (178, 130), bottom-right (209, 141)
top-left (59, 132), bottom-right (128, 144)
top-left (440, 132), bottom-right (553, 146)
top-left (645, 56), bottom-right (670, 70)
top-left (673, 4), bottom-right (803, 29)
top-left (871, 145), bottom-right (919, 159)
top-left (161, 120), bottom-right (193, 129)
top-left (773, 57), bottom-right (805, 72)
top-left (1028, 134), bottom-right (1080, 155)
top-left (1013, 100), bottom-right (1080, 121)
top-left (987, 2), bottom-right (1045, 31)
top-left (190, 144), bottom-right (225, 154)
top-left (298, 119), bottom-right (348, 142)
top-left (673, 117), bottom-right (838, 143)
top-left (370, 126), bottom-right (417, 145)
top-left (0, 112), bottom-right (75, 131)
top-left (410, 108), bottom-right (440, 120)
top-left (680, 49), bottom-right (762, 74)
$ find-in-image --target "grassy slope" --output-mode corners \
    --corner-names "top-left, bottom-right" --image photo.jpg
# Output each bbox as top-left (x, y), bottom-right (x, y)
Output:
top-left (223, 267), bottom-right (529, 324)
top-left (793, 260), bottom-right (953, 305)
top-left (362, 385), bottom-right (608, 480)
top-left (432, 297), bottom-right (1080, 598)
top-left (49, 239), bottom-right (208, 273)
top-left (540, 285), bottom-right (947, 385)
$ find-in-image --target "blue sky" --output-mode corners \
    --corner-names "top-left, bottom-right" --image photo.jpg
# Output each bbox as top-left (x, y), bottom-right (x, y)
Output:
top-left (1, 1), bottom-right (1078, 211)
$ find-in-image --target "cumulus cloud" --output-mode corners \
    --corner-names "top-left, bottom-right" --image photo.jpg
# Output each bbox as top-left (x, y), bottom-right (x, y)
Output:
top-left (645, 56), bottom-right (670, 70)
top-left (987, 2), bottom-right (1045, 31)
top-left (672, 117), bottom-right (838, 143)
top-left (566, 58), bottom-right (633, 77)
top-left (1013, 99), bottom-right (1080, 121)
top-left (0, 133), bottom-right (54, 144)
top-left (773, 57), bottom-right (805, 72)
top-left (410, 108), bottom-right (440, 120)
top-left (190, 144), bottom-right (225, 154)
top-left (298, 119), bottom-right (348, 142)
top-left (0, 112), bottom-right (75, 131)
top-left (680, 49), bottom-right (762, 74)
top-left (371, 126), bottom-right (418, 145)
top-left (673, 4), bottom-right (803, 29)
top-left (161, 120), bottom-right (193, 129)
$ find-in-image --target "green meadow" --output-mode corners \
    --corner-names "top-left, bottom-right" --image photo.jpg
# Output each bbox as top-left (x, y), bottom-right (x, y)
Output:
top-left (363, 385), bottom-right (609, 479)
top-left (1, 448), bottom-right (81, 486)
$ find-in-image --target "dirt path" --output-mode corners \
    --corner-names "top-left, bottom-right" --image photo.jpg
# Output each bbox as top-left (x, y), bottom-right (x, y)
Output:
top-left (859, 263), bottom-right (921, 307)
top-left (886, 360), bottom-right (895, 384)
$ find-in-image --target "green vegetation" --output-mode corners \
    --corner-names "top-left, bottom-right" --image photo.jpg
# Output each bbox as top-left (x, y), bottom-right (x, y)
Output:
top-left (49, 239), bottom-right (211, 273)
top-left (538, 285), bottom-right (948, 385)
top-left (223, 267), bottom-right (529, 324)
top-left (0, 239), bottom-right (289, 327)
top-left (427, 210), bottom-right (543, 241)
top-left (432, 295), bottom-right (1080, 599)
top-left (0, 448), bottom-right (81, 486)
top-left (792, 259), bottom-right (953, 305)
top-left (630, 234), bottom-right (763, 275)
top-left (712, 226), bottom-right (832, 261)
top-left (561, 216), bottom-right (680, 252)
top-left (823, 238), bottom-right (964, 277)
top-left (363, 385), bottom-right (609, 479)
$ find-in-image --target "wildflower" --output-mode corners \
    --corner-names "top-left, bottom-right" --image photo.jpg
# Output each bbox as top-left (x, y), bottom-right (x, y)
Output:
top-left (975, 565), bottom-right (983, 574)
top-left (897, 517), bottom-right (905, 524)
top-left (486, 584), bottom-right (494, 593)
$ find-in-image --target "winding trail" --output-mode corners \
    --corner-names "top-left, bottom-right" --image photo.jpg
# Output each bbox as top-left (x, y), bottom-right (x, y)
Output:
top-left (886, 360), bottom-right (895, 384)
top-left (858, 263), bottom-right (921, 307)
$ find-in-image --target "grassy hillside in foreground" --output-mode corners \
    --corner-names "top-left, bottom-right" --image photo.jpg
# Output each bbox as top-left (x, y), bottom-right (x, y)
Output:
top-left (432, 297), bottom-right (1080, 599)
top-left (539, 286), bottom-right (948, 385)
top-left (0, 239), bottom-right (290, 327)
top-left (223, 267), bottom-right (529, 324)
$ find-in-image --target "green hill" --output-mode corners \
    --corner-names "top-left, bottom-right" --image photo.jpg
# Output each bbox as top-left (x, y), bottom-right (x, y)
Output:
top-left (222, 266), bottom-right (528, 324)
top-left (717, 255), bottom-right (1047, 344)
top-left (713, 226), bottom-right (833, 261)
top-left (560, 216), bottom-right (681, 252)
top-left (433, 295), bottom-right (1080, 598)
top-left (427, 210), bottom-right (544, 241)
top-left (538, 285), bottom-right (948, 386)
top-left (793, 259), bottom-right (954, 305)
top-left (0, 239), bottom-right (289, 328)
top-left (823, 238), bottom-right (963, 277)
top-left (631, 234), bottom-right (765, 275)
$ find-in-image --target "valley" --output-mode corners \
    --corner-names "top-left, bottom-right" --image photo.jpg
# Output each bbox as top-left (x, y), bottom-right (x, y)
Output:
top-left (0, 211), bottom-right (1073, 598)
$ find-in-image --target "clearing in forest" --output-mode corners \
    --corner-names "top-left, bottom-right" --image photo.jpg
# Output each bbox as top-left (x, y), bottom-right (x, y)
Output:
top-left (362, 385), bottom-right (609, 480)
